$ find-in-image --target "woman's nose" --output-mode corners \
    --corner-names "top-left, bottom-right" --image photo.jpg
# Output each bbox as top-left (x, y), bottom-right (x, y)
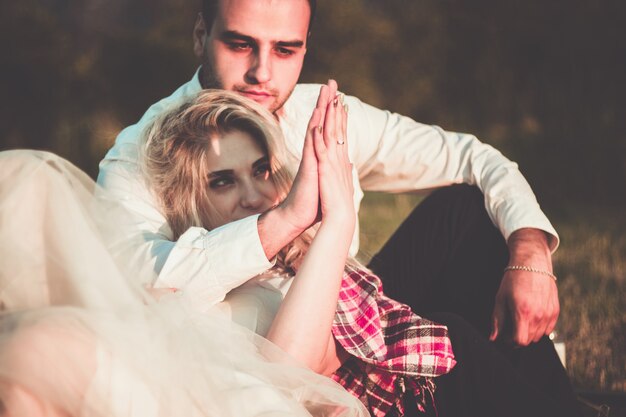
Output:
top-left (239, 182), bottom-right (265, 210)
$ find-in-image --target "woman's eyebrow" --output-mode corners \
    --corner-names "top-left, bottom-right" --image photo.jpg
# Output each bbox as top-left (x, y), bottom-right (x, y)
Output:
top-left (252, 156), bottom-right (269, 169)
top-left (208, 169), bottom-right (233, 178)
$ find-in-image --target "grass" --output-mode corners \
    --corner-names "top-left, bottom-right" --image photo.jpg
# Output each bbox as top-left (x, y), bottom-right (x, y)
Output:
top-left (552, 208), bottom-right (626, 393)
top-left (357, 192), bottom-right (626, 393)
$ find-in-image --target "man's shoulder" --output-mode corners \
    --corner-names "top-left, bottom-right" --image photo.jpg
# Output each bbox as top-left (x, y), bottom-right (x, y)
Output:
top-left (128, 73), bottom-right (202, 137)
top-left (289, 83), bottom-right (325, 104)
top-left (290, 83), bottom-right (365, 103)
top-left (287, 83), bottom-right (369, 118)
top-left (101, 71), bottom-right (202, 164)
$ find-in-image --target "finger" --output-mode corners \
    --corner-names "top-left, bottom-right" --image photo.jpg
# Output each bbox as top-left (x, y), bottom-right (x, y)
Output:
top-left (532, 281), bottom-right (557, 343)
top-left (315, 85), bottom-right (330, 132)
top-left (526, 297), bottom-right (545, 344)
top-left (306, 100), bottom-right (323, 138)
top-left (490, 297), bottom-right (506, 342)
top-left (323, 94), bottom-right (338, 149)
top-left (513, 312), bottom-right (531, 346)
top-left (318, 80), bottom-right (337, 132)
top-left (310, 108), bottom-right (326, 159)
top-left (328, 79), bottom-right (338, 103)
top-left (531, 312), bottom-right (547, 344)
top-left (545, 289), bottom-right (560, 337)
top-left (342, 102), bottom-right (349, 149)
top-left (335, 94), bottom-right (347, 152)
top-left (536, 293), bottom-right (554, 343)
top-left (303, 103), bottom-right (323, 161)
top-left (340, 104), bottom-right (351, 164)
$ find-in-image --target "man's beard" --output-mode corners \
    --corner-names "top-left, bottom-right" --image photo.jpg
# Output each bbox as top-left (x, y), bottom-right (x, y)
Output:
top-left (199, 65), bottom-right (292, 116)
top-left (199, 65), bottom-right (221, 90)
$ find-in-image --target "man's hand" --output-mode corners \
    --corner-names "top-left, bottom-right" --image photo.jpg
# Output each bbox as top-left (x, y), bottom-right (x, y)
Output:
top-left (490, 228), bottom-right (559, 346)
top-left (279, 80), bottom-right (338, 229)
top-left (257, 80), bottom-right (338, 259)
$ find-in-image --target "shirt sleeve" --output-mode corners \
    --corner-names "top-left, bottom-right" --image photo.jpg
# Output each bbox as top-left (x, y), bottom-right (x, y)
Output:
top-left (97, 140), bottom-right (273, 306)
top-left (346, 96), bottom-right (559, 251)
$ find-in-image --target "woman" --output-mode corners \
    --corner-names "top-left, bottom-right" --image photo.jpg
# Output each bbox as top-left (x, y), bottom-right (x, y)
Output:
top-left (143, 87), bottom-right (582, 417)
top-left (0, 150), bottom-right (367, 416)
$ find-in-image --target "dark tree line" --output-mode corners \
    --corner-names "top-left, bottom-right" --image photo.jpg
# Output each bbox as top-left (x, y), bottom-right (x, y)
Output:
top-left (2, 0), bottom-right (625, 206)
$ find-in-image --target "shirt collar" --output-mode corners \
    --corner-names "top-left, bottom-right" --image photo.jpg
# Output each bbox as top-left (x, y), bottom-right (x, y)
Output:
top-left (190, 67), bottom-right (203, 93)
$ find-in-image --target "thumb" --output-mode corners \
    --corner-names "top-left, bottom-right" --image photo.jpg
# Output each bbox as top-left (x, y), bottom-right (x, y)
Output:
top-left (304, 109), bottom-right (321, 148)
top-left (310, 110), bottom-right (326, 160)
top-left (298, 108), bottom-right (321, 172)
top-left (490, 298), bottom-right (506, 341)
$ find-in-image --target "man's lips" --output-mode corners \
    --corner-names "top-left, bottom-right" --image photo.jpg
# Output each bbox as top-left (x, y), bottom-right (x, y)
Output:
top-left (238, 90), bottom-right (275, 99)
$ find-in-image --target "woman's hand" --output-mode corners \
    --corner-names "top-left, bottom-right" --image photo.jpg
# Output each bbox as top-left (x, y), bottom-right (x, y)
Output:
top-left (257, 81), bottom-right (337, 259)
top-left (265, 82), bottom-right (354, 375)
top-left (313, 88), bottom-right (355, 230)
top-left (277, 80), bottom-right (338, 229)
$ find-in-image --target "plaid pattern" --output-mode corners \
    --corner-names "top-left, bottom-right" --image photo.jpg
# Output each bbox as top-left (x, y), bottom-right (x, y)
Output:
top-left (331, 268), bottom-right (456, 417)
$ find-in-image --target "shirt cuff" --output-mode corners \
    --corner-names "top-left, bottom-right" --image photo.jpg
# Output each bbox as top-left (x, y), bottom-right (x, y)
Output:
top-left (494, 198), bottom-right (560, 253)
top-left (156, 214), bottom-right (274, 308)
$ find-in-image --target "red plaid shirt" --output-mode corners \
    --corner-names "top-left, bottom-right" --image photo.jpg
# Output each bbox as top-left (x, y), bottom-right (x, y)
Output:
top-left (331, 268), bottom-right (456, 416)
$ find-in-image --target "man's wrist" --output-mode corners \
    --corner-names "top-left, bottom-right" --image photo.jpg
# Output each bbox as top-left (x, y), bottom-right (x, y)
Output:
top-left (257, 205), bottom-right (307, 260)
top-left (507, 228), bottom-right (552, 270)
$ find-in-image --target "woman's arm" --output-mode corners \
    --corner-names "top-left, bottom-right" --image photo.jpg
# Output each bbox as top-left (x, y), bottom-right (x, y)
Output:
top-left (266, 81), bottom-right (355, 375)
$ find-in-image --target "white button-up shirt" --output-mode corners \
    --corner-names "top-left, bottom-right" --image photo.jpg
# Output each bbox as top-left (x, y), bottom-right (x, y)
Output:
top-left (97, 69), bottom-right (558, 308)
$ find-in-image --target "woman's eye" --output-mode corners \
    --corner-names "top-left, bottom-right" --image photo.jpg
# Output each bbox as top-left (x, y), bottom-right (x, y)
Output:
top-left (209, 177), bottom-right (233, 189)
top-left (254, 163), bottom-right (271, 179)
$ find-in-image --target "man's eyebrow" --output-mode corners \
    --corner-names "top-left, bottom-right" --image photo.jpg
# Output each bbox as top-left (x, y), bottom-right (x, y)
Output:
top-left (220, 30), bottom-right (304, 48)
top-left (220, 31), bottom-right (256, 44)
top-left (275, 40), bottom-right (304, 48)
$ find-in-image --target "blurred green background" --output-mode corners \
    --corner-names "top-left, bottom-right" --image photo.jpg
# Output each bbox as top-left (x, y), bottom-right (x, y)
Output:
top-left (1, 0), bottom-right (624, 392)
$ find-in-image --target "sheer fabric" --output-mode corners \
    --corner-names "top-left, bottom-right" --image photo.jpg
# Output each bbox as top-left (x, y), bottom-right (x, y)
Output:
top-left (0, 150), bottom-right (367, 417)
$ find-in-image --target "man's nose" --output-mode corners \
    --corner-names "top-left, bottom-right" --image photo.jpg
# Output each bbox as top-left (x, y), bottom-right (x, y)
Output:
top-left (245, 50), bottom-right (272, 85)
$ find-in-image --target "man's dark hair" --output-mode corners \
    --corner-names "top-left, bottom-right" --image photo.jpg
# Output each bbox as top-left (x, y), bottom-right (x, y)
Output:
top-left (201, 0), bottom-right (317, 36)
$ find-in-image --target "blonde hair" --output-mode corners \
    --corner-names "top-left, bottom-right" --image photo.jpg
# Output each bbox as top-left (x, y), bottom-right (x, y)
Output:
top-left (143, 90), bottom-right (312, 273)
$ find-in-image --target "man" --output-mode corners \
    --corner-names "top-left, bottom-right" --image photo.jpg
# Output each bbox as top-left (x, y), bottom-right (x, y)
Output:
top-left (98, 0), bottom-right (577, 411)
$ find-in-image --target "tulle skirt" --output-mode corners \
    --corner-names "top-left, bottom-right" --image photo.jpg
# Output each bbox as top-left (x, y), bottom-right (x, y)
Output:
top-left (0, 150), bottom-right (367, 417)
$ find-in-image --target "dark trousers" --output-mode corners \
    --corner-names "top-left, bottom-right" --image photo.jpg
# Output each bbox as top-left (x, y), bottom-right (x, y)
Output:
top-left (368, 185), bottom-right (581, 417)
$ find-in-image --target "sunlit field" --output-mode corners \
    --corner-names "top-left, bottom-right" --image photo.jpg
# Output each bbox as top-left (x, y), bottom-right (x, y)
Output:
top-left (357, 192), bottom-right (626, 394)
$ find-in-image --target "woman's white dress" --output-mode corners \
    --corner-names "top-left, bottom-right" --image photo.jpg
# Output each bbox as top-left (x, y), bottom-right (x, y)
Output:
top-left (0, 150), bottom-right (367, 417)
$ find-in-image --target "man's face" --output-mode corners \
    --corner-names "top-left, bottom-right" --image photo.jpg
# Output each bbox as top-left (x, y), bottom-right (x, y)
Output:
top-left (193, 0), bottom-right (310, 116)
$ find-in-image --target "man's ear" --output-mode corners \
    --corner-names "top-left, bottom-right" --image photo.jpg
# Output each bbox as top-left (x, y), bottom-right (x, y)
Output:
top-left (192, 13), bottom-right (208, 58)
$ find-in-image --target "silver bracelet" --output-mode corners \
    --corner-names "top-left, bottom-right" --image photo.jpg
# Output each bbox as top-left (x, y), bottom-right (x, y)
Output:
top-left (504, 265), bottom-right (557, 282)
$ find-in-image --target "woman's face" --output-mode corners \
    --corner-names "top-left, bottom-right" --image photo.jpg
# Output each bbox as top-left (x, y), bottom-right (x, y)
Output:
top-left (205, 129), bottom-right (280, 227)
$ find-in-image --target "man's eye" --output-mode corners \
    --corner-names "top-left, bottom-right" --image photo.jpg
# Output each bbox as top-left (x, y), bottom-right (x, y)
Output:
top-left (227, 42), bottom-right (252, 51)
top-left (275, 47), bottom-right (295, 57)
top-left (209, 177), bottom-right (233, 189)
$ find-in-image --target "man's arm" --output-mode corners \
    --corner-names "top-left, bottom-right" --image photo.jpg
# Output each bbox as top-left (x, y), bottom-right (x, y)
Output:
top-left (97, 81), bottom-right (337, 309)
top-left (97, 158), bottom-right (278, 308)
top-left (344, 96), bottom-right (559, 345)
top-left (346, 98), bottom-right (558, 247)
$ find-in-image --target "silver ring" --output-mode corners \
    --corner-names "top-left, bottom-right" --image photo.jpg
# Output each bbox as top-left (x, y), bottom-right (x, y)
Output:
top-left (337, 139), bottom-right (345, 145)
